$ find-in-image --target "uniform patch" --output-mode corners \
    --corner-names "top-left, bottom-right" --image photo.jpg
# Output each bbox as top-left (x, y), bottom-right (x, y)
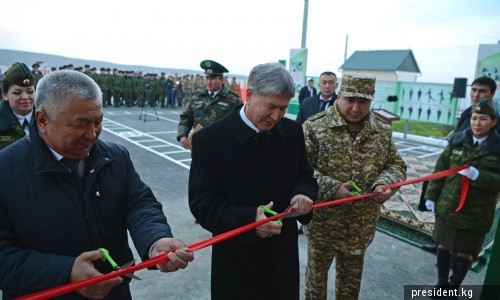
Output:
top-left (0, 136), bottom-right (15, 142)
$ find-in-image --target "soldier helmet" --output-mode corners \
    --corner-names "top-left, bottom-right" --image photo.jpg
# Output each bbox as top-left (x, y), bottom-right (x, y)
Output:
top-left (340, 74), bottom-right (376, 101)
top-left (200, 60), bottom-right (228, 78)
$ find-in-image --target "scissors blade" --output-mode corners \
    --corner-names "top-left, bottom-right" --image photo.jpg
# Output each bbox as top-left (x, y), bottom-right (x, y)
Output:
top-left (116, 260), bottom-right (142, 280)
top-left (278, 200), bottom-right (305, 221)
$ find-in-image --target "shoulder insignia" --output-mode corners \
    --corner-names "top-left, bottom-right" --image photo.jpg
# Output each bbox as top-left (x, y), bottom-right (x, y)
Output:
top-left (307, 110), bottom-right (327, 122)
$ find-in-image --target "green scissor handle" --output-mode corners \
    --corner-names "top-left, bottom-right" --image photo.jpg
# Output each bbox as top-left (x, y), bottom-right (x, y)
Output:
top-left (258, 205), bottom-right (282, 225)
top-left (258, 205), bottom-right (283, 237)
top-left (348, 181), bottom-right (362, 196)
top-left (98, 248), bottom-right (118, 269)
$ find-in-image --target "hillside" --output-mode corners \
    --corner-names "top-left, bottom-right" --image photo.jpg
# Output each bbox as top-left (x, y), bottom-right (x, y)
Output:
top-left (0, 49), bottom-right (245, 79)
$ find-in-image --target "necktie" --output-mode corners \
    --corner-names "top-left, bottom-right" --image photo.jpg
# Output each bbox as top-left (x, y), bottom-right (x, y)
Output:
top-left (209, 92), bottom-right (215, 99)
top-left (22, 119), bottom-right (29, 129)
top-left (473, 141), bottom-right (479, 147)
top-left (61, 158), bottom-right (83, 182)
top-left (320, 100), bottom-right (328, 111)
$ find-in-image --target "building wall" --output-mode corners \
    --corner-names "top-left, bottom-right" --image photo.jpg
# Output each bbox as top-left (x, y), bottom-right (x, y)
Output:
top-left (341, 70), bottom-right (397, 81)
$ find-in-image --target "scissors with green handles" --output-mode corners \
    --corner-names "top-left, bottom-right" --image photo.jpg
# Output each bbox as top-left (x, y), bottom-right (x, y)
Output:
top-left (259, 200), bottom-right (305, 222)
top-left (348, 181), bottom-right (364, 196)
top-left (98, 248), bottom-right (142, 280)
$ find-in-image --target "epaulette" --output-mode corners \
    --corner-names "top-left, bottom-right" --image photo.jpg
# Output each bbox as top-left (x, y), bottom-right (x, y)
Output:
top-left (307, 110), bottom-right (327, 122)
top-left (375, 114), bottom-right (389, 124)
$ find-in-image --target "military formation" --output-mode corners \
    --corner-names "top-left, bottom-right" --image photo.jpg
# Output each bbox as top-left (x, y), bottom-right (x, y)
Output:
top-left (17, 63), bottom-right (241, 109)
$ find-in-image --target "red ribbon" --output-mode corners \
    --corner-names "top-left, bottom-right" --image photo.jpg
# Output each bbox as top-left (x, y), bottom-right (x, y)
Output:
top-left (16, 165), bottom-right (470, 300)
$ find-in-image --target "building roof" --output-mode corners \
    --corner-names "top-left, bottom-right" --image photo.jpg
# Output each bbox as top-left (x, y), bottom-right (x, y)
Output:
top-left (340, 50), bottom-right (421, 73)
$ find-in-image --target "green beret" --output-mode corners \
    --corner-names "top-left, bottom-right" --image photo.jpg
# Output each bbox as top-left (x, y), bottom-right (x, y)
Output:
top-left (200, 60), bottom-right (228, 77)
top-left (340, 74), bottom-right (376, 101)
top-left (3, 62), bottom-right (35, 89)
top-left (473, 98), bottom-right (497, 118)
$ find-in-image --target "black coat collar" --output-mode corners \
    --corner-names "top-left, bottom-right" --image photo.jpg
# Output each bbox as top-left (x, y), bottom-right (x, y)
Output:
top-left (228, 104), bottom-right (285, 144)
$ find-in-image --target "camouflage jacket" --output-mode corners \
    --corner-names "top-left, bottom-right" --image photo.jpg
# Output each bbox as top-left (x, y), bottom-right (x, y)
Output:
top-left (303, 103), bottom-right (407, 251)
top-left (177, 87), bottom-right (241, 140)
top-left (183, 79), bottom-right (193, 98)
top-left (425, 128), bottom-right (500, 232)
top-left (0, 101), bottom-right (26, 150)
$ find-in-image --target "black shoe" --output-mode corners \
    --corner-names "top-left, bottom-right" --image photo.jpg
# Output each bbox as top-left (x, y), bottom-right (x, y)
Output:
top-left (422, 243), bottom-right (438, 253)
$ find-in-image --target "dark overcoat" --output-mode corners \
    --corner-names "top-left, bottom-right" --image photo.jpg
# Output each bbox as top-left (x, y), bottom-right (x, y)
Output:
top-left (0, 100), bottom-right (27, 150)
top-left (189, 106), bottom-right (317, 300)
top-left (0, 124), bottom-right (173, 299)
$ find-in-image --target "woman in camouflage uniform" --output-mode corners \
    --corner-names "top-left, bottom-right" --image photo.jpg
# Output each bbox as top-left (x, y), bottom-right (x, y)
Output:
top-left (0, 62), bottom-right (35, 150)
top-left (425, 98), bottom-right (500, 299)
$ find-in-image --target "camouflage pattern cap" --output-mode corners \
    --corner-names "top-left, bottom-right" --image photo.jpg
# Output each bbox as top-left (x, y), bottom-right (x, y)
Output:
top-left (200, 60), bottom-right (228, 77)
top-left (473, 98), bottom-right (497, 118)
top-left (3, 62), bottom-right (35, 88)
top-left (340, 74), bottom-right (376, 101)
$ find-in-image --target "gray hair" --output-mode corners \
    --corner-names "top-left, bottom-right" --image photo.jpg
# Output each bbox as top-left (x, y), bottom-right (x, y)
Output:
top-left (36, 70), bottom-right (102, 119)
top-left (247, 63), bottom-right (295, 99)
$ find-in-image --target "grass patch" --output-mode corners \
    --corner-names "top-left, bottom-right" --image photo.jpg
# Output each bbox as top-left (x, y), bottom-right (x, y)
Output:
top-left (391, 120), bottom-right (454, 138)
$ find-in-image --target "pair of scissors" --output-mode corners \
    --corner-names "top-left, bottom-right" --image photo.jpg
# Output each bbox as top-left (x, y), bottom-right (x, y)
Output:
top-left (348, 181), bottom-right (365, 196)
top-left (259, 200), bottom-right (305, 222)
top-left (98, 248), bottom-right (142, 280)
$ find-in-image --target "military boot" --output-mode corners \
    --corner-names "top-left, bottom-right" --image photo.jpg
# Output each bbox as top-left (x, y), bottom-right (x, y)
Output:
top-left (447, 256), bottom-right (472, 300)
top-left (430, 248), bottom-right (451, 299)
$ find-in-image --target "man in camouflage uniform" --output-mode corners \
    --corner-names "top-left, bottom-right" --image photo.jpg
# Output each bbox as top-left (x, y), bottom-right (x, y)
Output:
top-left (182, 74), bottom-right (193, 107)
top-left (302, 74), bottom-right (407, 300)
top-left (31, 63), bottom-right (43, 86)
top-left (177, 60), bottom-right (241, 150)
top-left (230, 77), bottom-right (239, 94)
top-left (194, 74), bottom-right (205, 92)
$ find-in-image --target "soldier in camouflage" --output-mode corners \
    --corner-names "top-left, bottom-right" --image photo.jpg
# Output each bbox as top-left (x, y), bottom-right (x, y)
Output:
top-left (303, 74), bottom-right (407, 300)
top-left (177, 60), bottom-right (241, 150)
top-left (194, 74), bottom-right (205, 92)
top-left (31, 63), bottom-right (43, 87)
top-left (182, 74), bottom-right (193, 107)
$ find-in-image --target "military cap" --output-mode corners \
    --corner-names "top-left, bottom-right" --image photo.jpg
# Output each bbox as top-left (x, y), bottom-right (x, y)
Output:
top-left (32, 63), bottom-right (40, 68)
top-left (340, 74), bottom-right (376, 101)
top-left (84, 64), bottom-right (90, 68)
top-left (473, 98), bottom-right (497, 118)
top-left (3, 62), bottom-right (35, 88)
top-left (51, 67), bottom-right (57, 71)
top-left (200, 60), bottom-right (228, 77)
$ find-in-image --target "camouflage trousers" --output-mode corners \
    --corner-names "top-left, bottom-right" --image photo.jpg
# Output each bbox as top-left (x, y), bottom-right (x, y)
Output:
top-left (305, 235), bottom-right (366, 300)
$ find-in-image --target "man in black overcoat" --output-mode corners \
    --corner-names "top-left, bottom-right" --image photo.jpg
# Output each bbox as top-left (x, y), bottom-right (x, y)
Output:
top-left (189, 62), bottom-right (318, 300)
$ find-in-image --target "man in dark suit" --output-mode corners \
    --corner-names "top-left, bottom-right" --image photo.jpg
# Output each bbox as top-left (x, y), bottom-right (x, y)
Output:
top-left (454, 76), bottom-right (497, 133)
top-left (298, 78), bottom-right (317, 104)
top-left (189, 62), bottom-right (317, 300)
top-left (296, 71), bottom-right (339, 124)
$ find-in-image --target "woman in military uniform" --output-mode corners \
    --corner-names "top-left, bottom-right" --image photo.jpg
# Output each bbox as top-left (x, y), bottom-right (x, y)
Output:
top-left (0, 62), bottom-right (36, 150)
top-left (425, 98), bottom-right (500, 298)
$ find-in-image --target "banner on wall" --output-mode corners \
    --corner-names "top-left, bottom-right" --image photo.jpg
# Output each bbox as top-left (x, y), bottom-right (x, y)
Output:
top-left (371, 80), bottom-right (458, 126)
top-left (289, 48), bottom-right (308, 100)
top-left (476, 44), bottom-right (500, 112)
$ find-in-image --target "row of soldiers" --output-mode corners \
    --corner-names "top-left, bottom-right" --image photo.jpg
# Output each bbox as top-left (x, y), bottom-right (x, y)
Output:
top-left (30, 63), bottom-right (240, 108)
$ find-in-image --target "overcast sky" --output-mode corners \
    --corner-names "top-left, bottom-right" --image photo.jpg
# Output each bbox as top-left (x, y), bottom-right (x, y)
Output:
top-left (1, 0), bottom-right (498, 83)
